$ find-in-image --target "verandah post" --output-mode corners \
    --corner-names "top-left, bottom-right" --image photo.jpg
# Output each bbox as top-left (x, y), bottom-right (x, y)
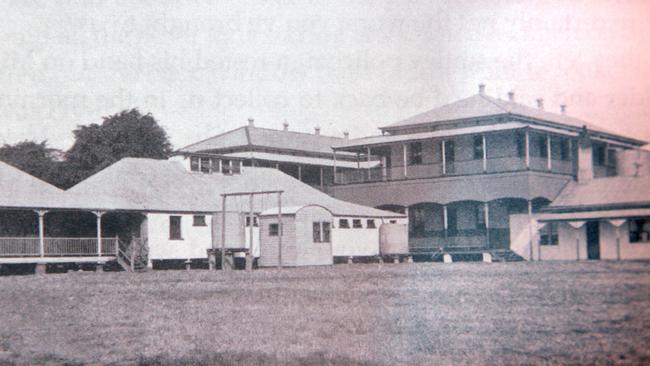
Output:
top-left (221, 195), bottom-right (226, 270)
top-left (35, 209), bottom-right (48, 257)
top-left (93, 211), bottom-right (105, 257)
top-left (246, 193), bottom-right (254, 271)
top-left (277, 191), bottom-right (283, 269)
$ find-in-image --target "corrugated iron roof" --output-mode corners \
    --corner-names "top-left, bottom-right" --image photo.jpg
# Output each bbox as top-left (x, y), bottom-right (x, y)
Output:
top-left (178, 125), bottom-right (349, 155)
top-left (0, 160), bottom-right (66, 209)
top-left (64, 158), bottom-right (404, 217)
top-left (333, 122), bottom-right (527, 149)
top-left (547, 175), bottom-right (650, 210)
top-left (381, 93), bottom-right (645, 145)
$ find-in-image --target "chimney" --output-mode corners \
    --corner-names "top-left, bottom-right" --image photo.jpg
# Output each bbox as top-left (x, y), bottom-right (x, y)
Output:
top-left (283, 121), bottom-right (289, 131)
top-left (560, 104), bottom-right (567, 115)
top-left (343, 131), bottom-right (349, 139)
top-left (314, 126), bottom-right (321, 135)
top-left (536, 98), bottom-right (544, 110)
top-left (478, 83), bottom-right (486, 95)
top-left (248, 117), bottom-right (254, 127)
top-left (507, 91), bottom-right (515, 102)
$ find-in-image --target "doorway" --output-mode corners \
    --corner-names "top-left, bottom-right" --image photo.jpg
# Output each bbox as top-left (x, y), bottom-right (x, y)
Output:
top-left (586, 221), bottom-right (600, 260)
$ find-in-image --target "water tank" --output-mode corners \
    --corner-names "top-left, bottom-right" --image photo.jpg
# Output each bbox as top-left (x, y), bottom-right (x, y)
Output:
top-left (212, 212), bottom-right (246, 249)
top-left (379, 223), bottom-right (409, 255)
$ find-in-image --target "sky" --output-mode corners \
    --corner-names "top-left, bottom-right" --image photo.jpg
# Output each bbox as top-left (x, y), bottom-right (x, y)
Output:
top-left (1, 0), bottom-right (650, 150)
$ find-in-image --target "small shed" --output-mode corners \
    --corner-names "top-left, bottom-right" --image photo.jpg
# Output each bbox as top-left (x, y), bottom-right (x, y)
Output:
top-left (258, 205), bottom-right (333, 267)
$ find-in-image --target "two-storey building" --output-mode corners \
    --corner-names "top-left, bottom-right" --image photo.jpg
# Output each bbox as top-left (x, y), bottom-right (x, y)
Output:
top-left (176, 118), bottom-right (376, 191)
top-left (329, 84), bottom-right (647, 257)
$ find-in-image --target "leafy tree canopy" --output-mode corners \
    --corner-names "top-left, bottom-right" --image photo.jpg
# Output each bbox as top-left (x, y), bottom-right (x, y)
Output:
top-left (1, 108), bottom-right (173, 189)
top-left (0, 140), bottom-right (63, 185)
top-left (66, 108), bottom-right (173, 172)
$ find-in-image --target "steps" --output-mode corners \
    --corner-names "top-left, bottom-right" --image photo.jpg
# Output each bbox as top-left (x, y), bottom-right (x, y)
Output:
top-left (490, 250), bottom-right (525, 262)
top-left (116, 238), bottom-right (148, 272)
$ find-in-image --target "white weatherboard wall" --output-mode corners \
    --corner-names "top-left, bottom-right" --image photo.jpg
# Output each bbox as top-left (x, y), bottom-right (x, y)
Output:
top-left (295, 206), bottom-right (333, 266)
top-left (331, 217), bottom-right (407, 257)
top-left (598, 220), bottom-right (650, 260)
top-left (332, 217), bottom-right (379, 257)
top-left (258, 215), bottom-right (296, 267)
top-left (147, 213), bottom-right (213, 260)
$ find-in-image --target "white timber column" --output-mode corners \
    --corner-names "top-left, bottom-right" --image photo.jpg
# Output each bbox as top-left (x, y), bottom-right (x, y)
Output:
top-left (35, 210), bottom-right (48, 257)
top-left (525, 129), bottom-right (530, 168)
top-left (527, 200), bottom-right (534, 261)
top-left (482, 135), bottom-right (487, 173)
top-left (568, 221), bottom-right (586, 261)
top-left (275, 163), bottom-right (280, 169)
top-left (356, 153), bottom-right (360, 169)
top-left (546, 134), bottom-right (552, 171)
top-left (484, 202), bottom-right (490, 248)
top-left (221, 195), bottom-right (227, 270)
top-left (608, 219), bottom-right (626, 260)
top-left (277, 191), bottom-right (283, 269)
top-left (332, 151), bottom-right (337, 184)
top-left (319, 167), bottom-right (324, 190)
top-left (93, 211), bottom-right (105, 257)
top-left (246, 194), bottom-right (254, 271)
top-left (298, 165), bottom-right (302, 181)
top-left (443, 205), bottom-right (448, 239)
top-left (366, 147), bottom-right (372, 180)
top-left (441, 140), bottom-right (446, 175)
top-left (403, 144), bottom-right (408, 178)
top-left (218, 159), bottom-right (222, 174)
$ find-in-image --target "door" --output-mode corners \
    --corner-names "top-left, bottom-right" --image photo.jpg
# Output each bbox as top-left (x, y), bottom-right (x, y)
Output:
top-left (586, 221), bottom-right (600, 260)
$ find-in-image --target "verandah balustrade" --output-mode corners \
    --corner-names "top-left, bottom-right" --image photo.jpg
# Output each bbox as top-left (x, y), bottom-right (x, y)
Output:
top-left (0, 237), bottom-right (118, 257)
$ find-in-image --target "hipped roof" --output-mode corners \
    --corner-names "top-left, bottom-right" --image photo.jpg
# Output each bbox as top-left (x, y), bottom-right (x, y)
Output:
top-left (178, 125), bottom-right (351, 156)
top-left (544, 175), bottom-right (650, 212)
top-left (380, 93), bottom-right (646, 146)
top-left (0, 160), bottom-right (66, 209)
top-left (64, 158), bottom-right (404, 218)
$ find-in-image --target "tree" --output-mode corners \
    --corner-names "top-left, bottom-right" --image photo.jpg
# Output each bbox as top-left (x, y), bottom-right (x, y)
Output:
top-left (0, 140), bottom-right (63, 185)
top-left (63, 108), bottom-right (173, 187)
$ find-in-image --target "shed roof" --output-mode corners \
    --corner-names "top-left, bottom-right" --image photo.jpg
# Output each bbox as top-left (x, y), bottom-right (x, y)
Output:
top-left (545, 175), bottom-right (650, 211)
top-left (381, 93), bottom-right (646, 146)
top-left (0, 160), bottom-right (66, 209)
top-left (64, 158), bottom-right (404, 218)
top-left (178, 125), bottom-right (351, 156)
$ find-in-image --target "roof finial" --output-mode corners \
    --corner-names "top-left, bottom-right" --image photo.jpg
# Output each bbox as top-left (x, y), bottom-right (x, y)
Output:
top-left (283, 120), bottom-right (289, 131)
top-left (507, 91), bottom-right (515, 102)
top-left (248, 117), bottom-right (255, 127)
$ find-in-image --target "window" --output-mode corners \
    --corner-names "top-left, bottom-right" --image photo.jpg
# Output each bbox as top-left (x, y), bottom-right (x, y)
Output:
top-left (339, 219), bottom-right (350, 229)
top-left (199, 157), bottom-right (211, 173)
top-left (476, 205), bottom-right (486, 230)
top-left (322, 222), bottom-right (331, 242)
top-left (367, 219), bottom-right (376, 229)
top-left (169, 216), bottom-right (182, 240)
top-left (269, 223), bottom-right (282, 236)
top-left (516, 131), bottom-right (526, 158)
top-left (538, 135), bottom-right (548, 158)
top-left (409, 142), bottom-right (423, 165)
top-left (190, 157), bottom-right (200, 172)
top-left (592, 144), bottom-right (606, 166)
top-left (606, 148), bottom-right (617, 167)
top-left (222, 159), bottom-right (232, 174)
top-left (629, 219), bottom-right (650, 243)
top-left (313, 222), bottom-right (322, 242)
top-left (193, 215), bottom-right (206, 227)
top-left (245, 216), bottom-right (258, 227)
top-left (389, 220), bottom-right (397, 224)
top-left (352, 219), bottom-right (363, 228)
top-left (559, 139), bottom-right (570, 161)
top-left (539, 223), bottom-right (559, 245)
top-left (231, 160), bottom-right (241, 174)
top-left (473, 135), bottom-right (484, 160)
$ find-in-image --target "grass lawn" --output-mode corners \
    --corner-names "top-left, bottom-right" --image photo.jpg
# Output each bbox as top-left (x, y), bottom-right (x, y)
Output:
top-left (1, 261), bottom-right (649, 365)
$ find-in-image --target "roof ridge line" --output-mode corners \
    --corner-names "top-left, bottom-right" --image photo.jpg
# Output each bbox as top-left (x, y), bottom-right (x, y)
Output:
top-left (250, 125), bottom-right (345, 139)
top-left (177, 126), bottom-right (248, 152)
top-left (479, 93), bottom-right (511, 114)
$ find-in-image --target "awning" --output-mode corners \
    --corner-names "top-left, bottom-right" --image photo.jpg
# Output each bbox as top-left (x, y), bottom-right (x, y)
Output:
top-left (536, 208), bottom-right (650, 222)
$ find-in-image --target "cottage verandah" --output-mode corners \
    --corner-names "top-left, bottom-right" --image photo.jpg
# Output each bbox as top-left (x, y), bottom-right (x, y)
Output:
top-left (0, 161), bottom-right (137, 272)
